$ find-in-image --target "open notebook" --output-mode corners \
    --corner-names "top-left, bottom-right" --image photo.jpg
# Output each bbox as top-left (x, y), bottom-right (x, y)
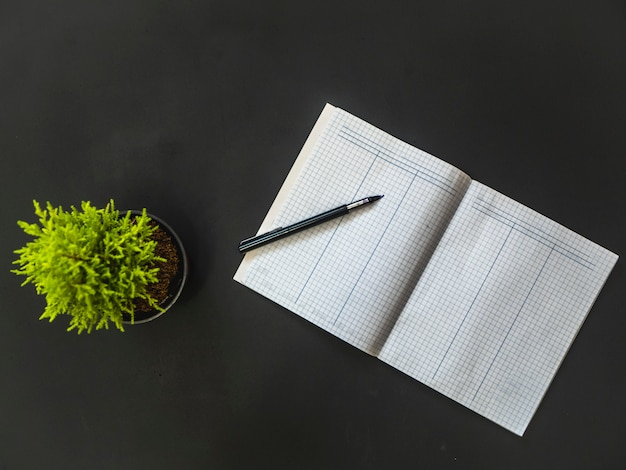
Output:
top-left (234, 104), bottom-right (618, 435)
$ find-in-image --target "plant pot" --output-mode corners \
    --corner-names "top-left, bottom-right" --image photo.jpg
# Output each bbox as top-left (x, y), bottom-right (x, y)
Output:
top-left (122, 211), bottom-right (188, 325)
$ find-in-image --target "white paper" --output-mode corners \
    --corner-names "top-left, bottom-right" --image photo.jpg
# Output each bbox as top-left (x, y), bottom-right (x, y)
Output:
top-left (235, 104), bottom-right (618, 435)
top-left (379, 181), bottom-right (618, 435)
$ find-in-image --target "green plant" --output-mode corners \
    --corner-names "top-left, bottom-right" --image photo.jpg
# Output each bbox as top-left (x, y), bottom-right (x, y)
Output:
top-left (12, 200), bottom-right (165, 333)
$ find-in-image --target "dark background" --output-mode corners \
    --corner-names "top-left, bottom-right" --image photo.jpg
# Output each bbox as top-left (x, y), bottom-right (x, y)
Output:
top-left (1, 1), bottom-right (624, 468)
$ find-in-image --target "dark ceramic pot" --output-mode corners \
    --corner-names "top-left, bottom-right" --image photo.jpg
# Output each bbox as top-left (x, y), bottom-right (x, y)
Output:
top-left (122, 211), bottom-right (188, 325)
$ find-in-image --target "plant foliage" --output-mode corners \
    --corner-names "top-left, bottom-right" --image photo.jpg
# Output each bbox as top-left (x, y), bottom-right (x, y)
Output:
top-left (12, 200), bottom-right (165, 333)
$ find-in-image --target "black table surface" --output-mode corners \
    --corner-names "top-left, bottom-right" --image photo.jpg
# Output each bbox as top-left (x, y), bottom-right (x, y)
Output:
top-left (1, 1), bottom-right (624, 469)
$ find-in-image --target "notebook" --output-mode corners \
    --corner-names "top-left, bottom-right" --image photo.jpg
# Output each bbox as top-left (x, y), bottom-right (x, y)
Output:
top-left (234, 103), bottom-right (618, 435)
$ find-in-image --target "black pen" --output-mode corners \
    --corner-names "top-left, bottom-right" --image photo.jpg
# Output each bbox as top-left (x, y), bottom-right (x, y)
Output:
top-left (239, 195), bottom-right (384, 253)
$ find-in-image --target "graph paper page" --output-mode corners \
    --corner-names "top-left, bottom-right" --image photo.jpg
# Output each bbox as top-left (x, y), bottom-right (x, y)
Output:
top-left (379, 181), bottom-right (618, 435)
top-left (235, 104), bottom-right (471, 354)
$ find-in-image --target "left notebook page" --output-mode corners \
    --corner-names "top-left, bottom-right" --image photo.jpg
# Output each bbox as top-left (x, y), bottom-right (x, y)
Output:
top-left (234, 104), bottom-right (470, 354)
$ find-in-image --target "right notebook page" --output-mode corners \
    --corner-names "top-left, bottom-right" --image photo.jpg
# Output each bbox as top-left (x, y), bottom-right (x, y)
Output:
top-left (379, 180), bottom-right (619, 435)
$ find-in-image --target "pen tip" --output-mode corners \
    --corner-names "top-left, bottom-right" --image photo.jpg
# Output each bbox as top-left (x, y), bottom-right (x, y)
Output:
top-left (371, 194), bottom-right (384, 201)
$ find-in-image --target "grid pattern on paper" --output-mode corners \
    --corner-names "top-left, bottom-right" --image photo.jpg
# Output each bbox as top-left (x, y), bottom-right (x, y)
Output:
top-left (378, 181), bottom-right (618, 435)
top-left (242, 107), bottom-right (470, 355)
top-left (237, 106), bottom-right (617, 436)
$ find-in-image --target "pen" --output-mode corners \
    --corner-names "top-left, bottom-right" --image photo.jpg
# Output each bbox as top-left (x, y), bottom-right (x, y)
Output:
top-left (238, 195), bottom-right (384, 253)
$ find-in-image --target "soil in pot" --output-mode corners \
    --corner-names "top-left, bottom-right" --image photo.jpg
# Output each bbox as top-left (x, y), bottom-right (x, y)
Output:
top-left (123, 214), bottom-right (188, 324)
top-left (133, 223), bottom-right (180, 312)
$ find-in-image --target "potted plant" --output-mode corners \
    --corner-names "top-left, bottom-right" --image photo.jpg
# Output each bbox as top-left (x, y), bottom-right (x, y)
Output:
top-left (12, 200), bottom-right (188, 333)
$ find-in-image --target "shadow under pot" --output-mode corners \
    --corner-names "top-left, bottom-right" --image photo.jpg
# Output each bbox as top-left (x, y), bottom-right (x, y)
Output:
top-left (122, 211), bottom-right (188, 325)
